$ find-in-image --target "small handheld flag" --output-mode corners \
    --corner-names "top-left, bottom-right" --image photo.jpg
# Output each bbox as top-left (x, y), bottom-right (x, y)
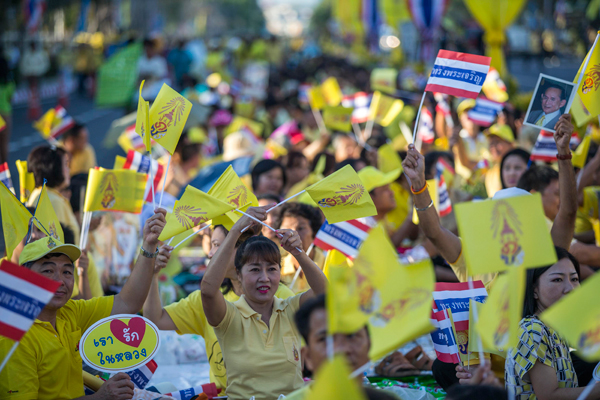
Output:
top-left (135, 81), bottom-right (151, 152)
top-left (208, 165), bottom-right (258, 230)
top-left (126, 360), bottom-right (157, 389)
top-left (321, 77), bottom-right (344, 107)
top-left (0, 182), bottom-right (32, 260)
top-left (83, 168), bottom-right (147, 214)
top-left (430, 309), bottom-right (462, 364)
top-left (433, 281), bottom-right (487, 332)
top-left (0, 162), bottom-right (14, 195)
top-left (314, 219), bottom-right (371, 259)
top-left (370, 91), bottom-right (404, 127)
top-left (33, 105), bottom-right (75, 140)
top-left (34, 185), bottom-right (64, 242)
top-left (342, 92), bottom-right (372, 123)
top-left (148, 84), bottom-right (193, 154)
top-left (530, 130), bottom-right (558, 162)
top-left (322, 106), bottom-right (353, 132)
top-left (308, 86), bottom-right (326, 110)
top-left (163, 383), bottom-right (219, 400)
top-left (468, 98), bottom-right (504, 127)
top-left (15, 160), bottom-right (34, 203)
top-left (425, 50), bottom-right (491, 99)
top-left (309, 356), bottom-right (367, 400)
top-left (573, 32), bottom-right (600, 118)
top-left (117, 150), bottom-right (165, 204)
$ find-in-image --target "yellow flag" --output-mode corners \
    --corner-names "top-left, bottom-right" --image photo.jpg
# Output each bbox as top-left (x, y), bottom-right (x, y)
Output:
top-left (136, 80), bottom-right (151, 152)
top-left (83, 168), bottom-right (147, 213)
top-left (469, 300), bottom-right (506, 358)
top-left (225, 115), bottom-right (263, 138)
top-left (327, 263), bottom-right (369, 335)
top-left (573, 134), bottom-right (592, 169)
top-left (455, 193), bottom-right (557, 275)
top-left (322, 106), bottom-right (353, 132)
top-left (33, 108), bottom-right (57, 139)
top-left (0, 181), bottom-right (32, 260)
top-left (447, 308), bottom-right (484, 365)
top-left (0, 114), bottom-right (5, 131)
top-left (158, 185), bottom-right (235, 241)
top-left (370, 69), bottom-right (398, 95)
top-left (308, 86), bottom-right (326, 110)
top-left (570, 95), bottom-right (594, 127)
top-left (16, 160), bottom-right (35, 203)
top-left (378, 144), bottom-right (403, 174)
top-left (34, 186), bottom-right (64, 242)
top-left (305, 165), bottom-right (377, 224)
top-left (323, 248), bottom-right (352, 279)
top-left (540, 270), bottom-right (600, 361)
top-left (113, 155), bottom-right (126, 170)
top-left (574, 36), bottom-right (600, 118)
top-left (148, 84), bottom-right (193, 154)
top-left (370, 91), bottom-right (404, 127)
top-left (476, 268), bottom-right (526, 352)
top-left (482, 68), bottom-right (509, 103)
top-left (208, 165), bottom-right (258, 230)
top-left (309, 356), bottom-right (367, 400)
top-left (321, 77), bottom-right (343, 107)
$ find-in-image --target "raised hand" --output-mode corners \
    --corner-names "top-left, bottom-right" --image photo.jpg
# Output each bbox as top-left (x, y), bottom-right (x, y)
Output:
top-left (232, 205), bottom-right (270, 234)
top-left (402, 144), bottom-right (426, 191)
top-left (277, 229), bottom-right (303, 256)
top-left (143, 208), bottom-right (167, 250)
top-left (76, 250), bottom-right (89, 275)
top-left (553, 114), bottom-right (573, 155)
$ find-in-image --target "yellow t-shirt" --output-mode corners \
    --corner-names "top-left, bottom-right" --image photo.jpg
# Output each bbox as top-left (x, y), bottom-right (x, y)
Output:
top-left (164, 284), bottom-right (294, 392)
top-left (575, 186), bottom-right (600, 235)
top-left (484, 163), bottom-right (502, 198)
top-left (214, 294), bottom-right (304, 400)
top-left (281, 248), bottom-right (326, 293)
top-left (385, 182), bottom-right (410, 231)
top-left (69, 144), bottom-right (97, 176)
top-left (0, 296), bottom-right (114, 400)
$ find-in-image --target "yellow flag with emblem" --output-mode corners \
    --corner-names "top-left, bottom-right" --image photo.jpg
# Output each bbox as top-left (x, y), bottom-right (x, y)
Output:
top-left (378, 143), bottom-right (403, 174)
top-left (540, 270), bottom-right (600, 361)
top-left (148, 84), bottom-right (193, 154)
top-left (371, 69), bottom-right (398, 95)
top-left (208, 165), bottom-right (258, 230)
top-left (476, 268), bottom-right (526, 352)
top-left (158, 185), bottom-right (235, 241)
top-left (135, 80), bottom-right (151, 152)
top-left (323, 248), bottom-right (352, 279)
top-left (305, 165), bottom-right (377, 224)
top-left (572, 134), bottom-right (591, 169)
top-left (455, 193), bottom-right (557, 276)
top-left (84, 168), bottom-right (147, 214)
top-left (308, 86), bottom-right (326, 110)
top-left (16, 160), bottom-right (35, 203)
top-left (322, 106), bottom-right (353, 132)
top-left (34, 185), bottom-right (64, 242)
top-left (370, 91), bottom-right (404, 127)
top-left (574, 35), bottom-right (600, 118)
top-left (0, 181), bottom-right (32, 260)
top-left (309, 356), bottom-right (367, 400)
top-left (225, 115), bottom-right (263, 138)
top-left (570, 95), bottom-right (594, 127)
top-left (321, 77), bottom-right (343, 106)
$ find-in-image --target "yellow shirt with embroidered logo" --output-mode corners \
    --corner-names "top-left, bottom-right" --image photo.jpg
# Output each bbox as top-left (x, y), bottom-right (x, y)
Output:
top-left (0, 296), bottom-right (114, 400)
top-left (214, 294), bottom-right (304, 400)
top-left (164, 284), bottom-right (294, 393)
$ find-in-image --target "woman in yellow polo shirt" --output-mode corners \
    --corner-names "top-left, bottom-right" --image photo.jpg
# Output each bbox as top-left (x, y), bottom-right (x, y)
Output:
top-left (143, 224), bottom-right (294, 393)
top-left (201, 206), bottom-right (327, 400)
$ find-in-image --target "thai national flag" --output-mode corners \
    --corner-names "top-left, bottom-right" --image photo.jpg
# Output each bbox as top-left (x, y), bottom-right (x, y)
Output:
top-left (435, 163), bottom-right (452, 217)
top-left (126, 359), bottom-right (157, 389)
top-left (437, 157), bottom-right (455, 176)
top-left (0, 260), bottom-right (61, 341)
top-left (341, 92), bottom-right (372, 123)
top-left (49, 105), bottom-right (76, 139)
top-left (124, 124), bottom-right (147, 152)
top-left (122, 150), bottom-right (165, 203)
top-left (430, 309), bottom-right (461, 364)
top-left (433, 93), bottom-right (451, 117)
top-left (164, 383), bottom-right (218, 400)
top-left (24, 0), bottom-right (46, 33)
top-left (417, 107), bottom-right (435, 144)
top-left (426, 50), bottom-right (491, 99)
top-left (432, 281), bottom-right (487, 332)
top-left (530, 130), bottom-right (558, 163)
top-left (0, 162), bottom-right (14, 195)
top-left (467, 98), bottom-right (504, 127)
top-left (314, 219), bottom-right (372, 259)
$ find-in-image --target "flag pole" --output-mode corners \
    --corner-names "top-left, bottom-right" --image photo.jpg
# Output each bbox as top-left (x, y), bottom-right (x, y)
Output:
top-left (312, 108), bottom-right (327, 135)
top-left (567, 32), bottom-right (600, 114)
top-left (79, 211), bottom-right (92, 249)
top-left (240, 190), bottom-right (307, 233)
top-left (235, 209), bottom-right (303, 253)
top-left (576, 380), bottom-right (597, 400)
top-left (352, 122), bottom-right (373, 151)
top-left (0, 342), bottom-right (19, 373)
top-left (173, 224), bottom-right (211, 249)
top-left (364, 118), bottom-right (375, 140)
top-left (157, 154), bottom-right (171, 210)
top-left (411, 92), bottom-right (427, 145)
top-left (349, 361), bottom-right (371, 379)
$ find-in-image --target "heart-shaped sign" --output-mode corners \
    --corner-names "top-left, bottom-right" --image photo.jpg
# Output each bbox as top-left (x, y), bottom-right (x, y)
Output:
top-left (110, 317), bottom-right (146, 348)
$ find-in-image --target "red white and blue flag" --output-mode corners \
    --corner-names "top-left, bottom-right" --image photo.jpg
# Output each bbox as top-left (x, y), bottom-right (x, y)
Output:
top-left (342, 92), bottom-right (372, 123)
top-left (314, 219), bottom-right (372, 259)
top-left (435, 163), bottom-right (452, 217)
top-left (122, 150), bottom-right (165, 203)
top-left (426, 50), bottom-right (491, 99)
top-left (0, 260), bottom-right (61, 342)
top-left (0, 162), bottom-right (14, 195)
top-left (468, 98), bottom-right (504, 127)
top-left (126, 359), bottom-right (157, 389)
top-left (164, 383), bottom-right (218, 400)
top-left (24, 0), bottom-right (46, 33)
top-left (417, 107), bottom-right (435, 144)
top-left (432, 281), bottom-right (487, 332)
top-left (430, 309), bottom-right (461, 364)
top-left (530, 130), bottom-right (558, 163)
top-left (49, 105), bottom-right (76, 139)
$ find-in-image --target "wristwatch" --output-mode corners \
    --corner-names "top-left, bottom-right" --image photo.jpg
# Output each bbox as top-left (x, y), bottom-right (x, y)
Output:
top-left (140, 246), bottom-right (159, 259)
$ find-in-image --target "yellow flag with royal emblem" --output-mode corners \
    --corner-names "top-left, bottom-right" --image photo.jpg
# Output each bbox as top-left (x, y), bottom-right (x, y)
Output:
top-left (323, 106), bottom-right (353, 132)
top-left (34, 185), bottom-right (64, 242)
top-left (147, 84), bottom-right (192, 154)
top-left (135, 80), bottom-right (151, 152)
top-left (570, 94), bottom-right (594, 127)
top-left (321, 77), bottom-right (343, 107)
top-left (572, 134), bottom-right (592, 169)
top-left (309, 356), bottom-right (367, 400)
top-left (305, 165), bottom-right (377, 224)
top-left (540, 270), bottom-right (600, 362)
top-left (33, 108), bottom-right (56, 139)
top-left (158, 185), bottom-right (235, 241)
top-left (0, 181), bottom-right (32, 260)
top-left (83, 169), bottom-right (147, 214)
top-left (370, 91), bottom-right (404, 127)
top-left (574, 36), bottom-right (600, 118)
top-left (308, 86), bottom-right (326, 110)
top-left (455, 193), bottom-right (557, 276)
top-left (323, 248), bottom-right (352, 279)
top-left (476, 268), bottom-right (526, 352)
top-left (208, 165), bottom-right (258, 230)
top-left (16, 160), bottom-right (35, 203)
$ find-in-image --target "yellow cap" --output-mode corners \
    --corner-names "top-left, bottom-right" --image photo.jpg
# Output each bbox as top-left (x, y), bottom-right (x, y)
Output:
top-left (486, 124), bottom-right (515, 143)
top-left (358, 166), bottom-right (402, 192)
top-left (19, 236), bottom-right (81, 266)
top-left (457, 99), bottom-right (476, 117)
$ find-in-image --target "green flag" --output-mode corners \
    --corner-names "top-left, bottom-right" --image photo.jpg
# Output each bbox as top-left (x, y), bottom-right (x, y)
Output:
top-left (96, 43), bottom-right (142, 107)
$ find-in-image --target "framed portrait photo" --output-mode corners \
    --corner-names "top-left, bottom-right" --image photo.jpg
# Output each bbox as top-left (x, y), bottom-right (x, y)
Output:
top-left (523, 74), bottom-right (576, 133)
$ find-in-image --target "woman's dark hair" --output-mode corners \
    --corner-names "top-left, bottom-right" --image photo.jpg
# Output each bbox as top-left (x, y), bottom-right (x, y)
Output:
top-left (62, 123), bottom-right (85, 142)
top-left (284, 151), bottom-right (307, 169)
top-left (28, 146), bottom-right (68, 188)
top-left (500, 148), bottom-right (531, 189)
top-left (424, 151), bottom-right (454, 180)
top-left (174, 131), bottom-right (202, 163)
top-left (251, 159), bottom-right (286, 192)
top-left (335, 158), bottom-right (365, 172)
top-left (214, 224), bottom-right (260, 295)
top-left (234, 235), bottom-right (281, 274)
top-left (522, 246), bottom-right (580, 318)
top-left (68, 173), bottom-right (88, 214)
top-left (257, 193), bottom-right (280, 205)
top-left (275, 202), bottom-right (323, 239)
top-left (310, 152), bottom-right (336, 176)
top-left (517, 165), bottom-right (558, 194)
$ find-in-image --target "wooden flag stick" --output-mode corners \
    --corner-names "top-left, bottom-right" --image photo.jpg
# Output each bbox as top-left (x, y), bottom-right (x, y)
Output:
top-left (157, 154), bottom-right (171, 210)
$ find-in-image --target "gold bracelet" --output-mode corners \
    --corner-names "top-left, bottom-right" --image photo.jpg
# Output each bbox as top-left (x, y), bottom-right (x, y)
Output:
top-left (411, 183), bottom-right (428, 195)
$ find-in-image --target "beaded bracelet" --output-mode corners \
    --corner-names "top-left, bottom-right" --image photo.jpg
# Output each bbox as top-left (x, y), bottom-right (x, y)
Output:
top-left (411, 183), bottom-right (428, 195)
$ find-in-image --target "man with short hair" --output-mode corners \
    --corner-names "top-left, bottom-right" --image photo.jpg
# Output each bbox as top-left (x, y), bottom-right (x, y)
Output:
top-left (0, 209), bottom-right (167, 400)
top-left (529, 84), bottom-right (567, 129)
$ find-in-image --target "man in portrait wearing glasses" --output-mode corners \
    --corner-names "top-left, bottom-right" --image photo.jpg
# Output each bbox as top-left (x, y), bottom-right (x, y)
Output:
top-left (528, 83), bottom-right (568, 130)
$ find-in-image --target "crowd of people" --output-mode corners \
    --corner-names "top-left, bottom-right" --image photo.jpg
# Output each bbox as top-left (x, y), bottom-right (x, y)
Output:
top-left (0, 29), bottom-right (600, 400)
